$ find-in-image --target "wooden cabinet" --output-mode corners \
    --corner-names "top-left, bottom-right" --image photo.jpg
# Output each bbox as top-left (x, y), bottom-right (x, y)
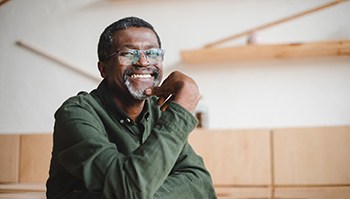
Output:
top-left (190, 126), bottom-right (350, 199)
top-left (215, 187), bottom-right (271, 199)
top-left (189, 129), bottom-right (272, 198)
top-left (0, 134), bottom-right (52, 184)
top-left (1, 126), bottom-right (349, 198)
top-left (189, 129), bottom-right (271, 186)
top-left (19, 135), bottom-right (53, 183)
top-left (273, 126), bottom-right (350, 186)
top-left (275, 187), bottom-right (350, 199)
top-left (0, 135), bottom-right (20, 183)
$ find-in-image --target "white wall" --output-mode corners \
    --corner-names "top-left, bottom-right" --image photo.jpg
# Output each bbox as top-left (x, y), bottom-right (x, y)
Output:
top-left (1, 0), bottom-right (349, 133)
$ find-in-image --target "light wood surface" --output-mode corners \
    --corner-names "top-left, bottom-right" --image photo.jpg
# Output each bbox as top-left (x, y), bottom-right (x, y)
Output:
top-left (181, 39), bottom-right (350, 64)
top-left (0, 135), bottom-right (20, 183)
top-left (275, 186), bottom-right (350, 199)
top-left (0, 0), bottom-right (11, 8)
top-left (189, 128), bottom-right (271, 186)
top-left (19, 134), bottom-right (52, 183)
top-left (0, 192), bottom-right (45, 199)
top-left (215, 187), bottom-right (270, 199)
top-left (1, 126), bottom-right (350, 198)
top-left (0, 183), bottom-right (45, 193)
top-left (273, 126), bottom-right (350, 185)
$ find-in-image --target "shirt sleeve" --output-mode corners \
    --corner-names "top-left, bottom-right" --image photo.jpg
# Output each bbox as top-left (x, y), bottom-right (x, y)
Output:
top-left (154, 143), bottom-right (217, 199)
top-left (52, 98), bottom-right (215, 199)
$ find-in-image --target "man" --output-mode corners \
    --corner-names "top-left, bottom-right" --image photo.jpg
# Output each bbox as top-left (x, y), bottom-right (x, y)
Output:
top-left (46, 16), bottom-right (217, 199)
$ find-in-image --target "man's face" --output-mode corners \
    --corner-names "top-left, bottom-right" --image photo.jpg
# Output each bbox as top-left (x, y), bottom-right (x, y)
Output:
top-left (100, 27), bottom-right (163, 101)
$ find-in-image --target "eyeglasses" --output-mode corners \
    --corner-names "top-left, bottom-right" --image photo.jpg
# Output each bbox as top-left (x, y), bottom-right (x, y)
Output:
top-left (106, 48), bottom-right (165, 65)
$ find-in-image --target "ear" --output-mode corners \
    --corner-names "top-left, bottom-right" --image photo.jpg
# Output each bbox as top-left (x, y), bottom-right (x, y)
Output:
top-left (98, 61), bottom-right (107, 78)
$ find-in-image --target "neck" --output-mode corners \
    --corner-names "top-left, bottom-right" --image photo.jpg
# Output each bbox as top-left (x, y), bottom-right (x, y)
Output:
top-left (113, 96), bottom-right (145, 122)
top-left (104, 80), bottom-right (146, 122)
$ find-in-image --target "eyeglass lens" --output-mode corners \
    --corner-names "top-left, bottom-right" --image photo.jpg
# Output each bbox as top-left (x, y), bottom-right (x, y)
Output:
top-left (118, 49), bottom-right (164, 65)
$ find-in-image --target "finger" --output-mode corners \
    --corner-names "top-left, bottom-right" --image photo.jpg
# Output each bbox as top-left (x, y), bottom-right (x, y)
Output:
top-left (144, 86), bottom-right (172, 97)
top-left (157, 96), bottom-right (166, 106)
top-left (157, 94), bottom-right (171, 106)
top-left (152, 86), bottom-right (174, 96)
top-left (160, 95), bottom-right (175, 111)
top-left (161, 103), bottom-right (169, 112)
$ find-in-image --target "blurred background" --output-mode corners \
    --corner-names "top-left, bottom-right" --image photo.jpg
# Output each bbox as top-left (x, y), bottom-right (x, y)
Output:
top-left (1, 0), bottom-right (350, 133)
top-left (1, 1), bottom-right (350, 198)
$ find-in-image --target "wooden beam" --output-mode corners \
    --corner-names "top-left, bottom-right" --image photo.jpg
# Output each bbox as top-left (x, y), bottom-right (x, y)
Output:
top-left (0, 0), bottom-right (10, 7)
top-left (16, 40), bottom-right (101, 83)
top-left (181, 39), bottom-right (350, 64)
top-left (204, 0), bottom-right (348, 48)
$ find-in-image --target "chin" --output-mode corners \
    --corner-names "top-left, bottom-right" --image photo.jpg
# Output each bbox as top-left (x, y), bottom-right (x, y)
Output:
top-left (125, 78), bottom-right (159, 101)
top-left (131, 93), bottom-right (148, 101)
top-left (126, 84), bottom-right (148, 101)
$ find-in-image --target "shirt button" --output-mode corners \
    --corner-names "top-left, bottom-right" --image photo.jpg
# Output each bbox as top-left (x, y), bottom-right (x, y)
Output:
top-left (120, 119), bottom-right (125, 124)
top-left (126, 118), bottom-right (131, 123)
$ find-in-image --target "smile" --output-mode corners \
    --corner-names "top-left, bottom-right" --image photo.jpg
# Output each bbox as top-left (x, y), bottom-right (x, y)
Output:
top-left (130, 74), bottom-right (153, 79)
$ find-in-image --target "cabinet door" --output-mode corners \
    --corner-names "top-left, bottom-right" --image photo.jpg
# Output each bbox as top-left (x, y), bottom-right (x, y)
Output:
top-left (189, 129), bottom-right (271, 186)
top-left (273, 126), bottom-right (350, 185)
top-left (0, 135), bottom-right (20, 183)
top-left (19, 134), bottom-right (52, 183)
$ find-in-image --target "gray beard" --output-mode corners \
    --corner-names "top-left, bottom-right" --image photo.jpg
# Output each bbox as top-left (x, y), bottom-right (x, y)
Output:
top-left (124, 78), bottom-right (161, 101)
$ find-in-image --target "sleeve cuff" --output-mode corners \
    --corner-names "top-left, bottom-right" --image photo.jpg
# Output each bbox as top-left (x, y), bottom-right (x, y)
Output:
top-left (157, 102), bottom-right (198, 137)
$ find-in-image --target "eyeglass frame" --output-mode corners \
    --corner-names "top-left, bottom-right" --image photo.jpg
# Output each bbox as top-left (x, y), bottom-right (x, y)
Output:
top-left (103, 48), bottom-right (165, 65)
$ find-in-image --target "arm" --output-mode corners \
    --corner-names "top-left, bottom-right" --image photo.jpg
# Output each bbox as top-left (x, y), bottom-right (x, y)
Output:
top-left (147, 71), bottom-right (216, 198)
top-left (154, 143), bottom-right (217, 199)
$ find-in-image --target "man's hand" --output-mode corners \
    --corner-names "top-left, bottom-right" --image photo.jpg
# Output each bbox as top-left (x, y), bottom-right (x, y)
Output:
top-left (145, 71), bottom-right (200, 113)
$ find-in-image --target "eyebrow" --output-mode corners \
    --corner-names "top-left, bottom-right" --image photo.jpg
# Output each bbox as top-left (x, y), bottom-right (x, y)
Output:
top-left (122, 43), bottom-right (159, 49)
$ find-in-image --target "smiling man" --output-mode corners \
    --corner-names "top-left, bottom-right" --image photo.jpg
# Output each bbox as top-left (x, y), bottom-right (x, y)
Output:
top-left (46, 17), bottom-right (217, 199)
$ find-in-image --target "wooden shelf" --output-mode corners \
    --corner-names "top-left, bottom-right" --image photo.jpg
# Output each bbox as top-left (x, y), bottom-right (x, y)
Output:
top-left (180, 39), bottom-right (350, 64)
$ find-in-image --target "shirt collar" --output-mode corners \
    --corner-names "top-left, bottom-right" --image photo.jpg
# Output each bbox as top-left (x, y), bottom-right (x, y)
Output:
top-left (95, 79), bottom-right (151, 124)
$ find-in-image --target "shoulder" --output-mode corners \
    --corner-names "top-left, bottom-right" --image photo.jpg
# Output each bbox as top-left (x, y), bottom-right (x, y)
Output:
top-left (60, 91), bottom-right (96, 108)
top-left (54, 90), bottom-right (101, 121)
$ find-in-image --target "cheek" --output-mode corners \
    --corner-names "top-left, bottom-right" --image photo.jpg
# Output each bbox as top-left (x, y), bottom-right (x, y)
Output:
top-left (107, 64), bottom-right (122, 78)
top-left (115, 67), bottom-right (130, 85)
top-left (157, 64), bottom-right (163, 81)
top-left (104, 65), bottom-right (122, 83)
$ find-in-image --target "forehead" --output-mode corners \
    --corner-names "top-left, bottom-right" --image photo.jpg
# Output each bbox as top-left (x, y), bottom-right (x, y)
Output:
top-left (112, 27), bottom-right (159, 49)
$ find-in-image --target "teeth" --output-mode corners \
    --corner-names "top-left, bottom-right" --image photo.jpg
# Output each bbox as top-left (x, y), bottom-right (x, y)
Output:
top-left (131, 74), bottom-right (152, 78)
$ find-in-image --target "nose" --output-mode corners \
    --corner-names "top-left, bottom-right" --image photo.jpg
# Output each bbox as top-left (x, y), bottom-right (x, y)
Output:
top-left (136, 52), bottom-right (150, 66)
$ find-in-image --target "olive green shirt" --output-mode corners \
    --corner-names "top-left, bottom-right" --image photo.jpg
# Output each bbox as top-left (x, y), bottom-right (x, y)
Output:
top-left (46, 80), bottom-right (217, 199)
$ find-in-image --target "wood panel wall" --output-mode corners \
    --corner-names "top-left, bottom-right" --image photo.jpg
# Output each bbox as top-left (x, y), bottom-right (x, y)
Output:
top-left (1, 126), bottom-right (349, 199)
top-left (0, 134), bottom-right (52, 185)
top-left (19, 135), bottom-right (52, 183)
top-left (0, 135), bottom-right (20, 183)
top-left (189, 126), bottom-right (350, 199)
